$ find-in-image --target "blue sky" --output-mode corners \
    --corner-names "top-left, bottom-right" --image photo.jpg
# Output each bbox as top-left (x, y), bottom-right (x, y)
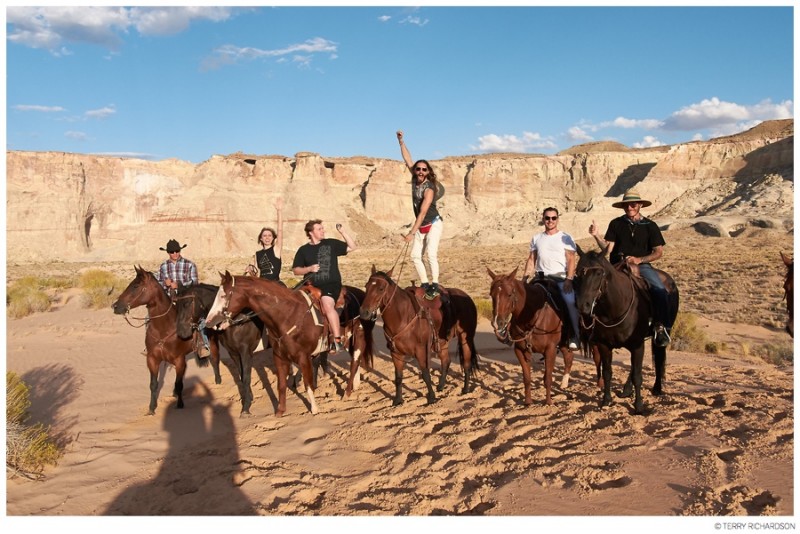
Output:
top-left (5, 4), bottom-right (795, 163)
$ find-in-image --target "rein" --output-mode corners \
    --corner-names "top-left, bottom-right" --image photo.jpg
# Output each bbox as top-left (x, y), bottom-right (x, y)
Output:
top-left (120, 284), bottom-right (174, 327)
top-left (493, 282), bottom-right (561, 343)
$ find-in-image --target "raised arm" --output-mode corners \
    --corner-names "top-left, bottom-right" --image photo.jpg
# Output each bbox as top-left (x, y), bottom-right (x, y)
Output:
top-left (397, 130), bottom-right (414, 170)
top-left (274, 197), bottom-right (283, 259)
top-left (336, 223), bottom-right (357, 253)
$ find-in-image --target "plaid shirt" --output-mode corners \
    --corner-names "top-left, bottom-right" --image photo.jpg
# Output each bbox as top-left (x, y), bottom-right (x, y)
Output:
top-left (157, 257), bottom-right (198, 291)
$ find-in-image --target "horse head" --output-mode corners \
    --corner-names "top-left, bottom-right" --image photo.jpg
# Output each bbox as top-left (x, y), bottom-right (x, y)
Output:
top-left (360, 266), bottom-right (395, 321)
top-left (487, 267), bottom-right (520, 339)
top-left (112, 265), bottom-right (161, 315)
top-left (574, 250), bottom-right (615, 318)
top-left (205, 271), bottom-right (238, 329)
top-left (781, 251), bottom-right (793, 337)
top-left (174, 284), bottom-right (217, 339)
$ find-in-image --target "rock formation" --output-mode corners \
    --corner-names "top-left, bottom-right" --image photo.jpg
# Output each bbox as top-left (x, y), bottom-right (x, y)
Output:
top-left (6, 120), bottom-right (793, 263)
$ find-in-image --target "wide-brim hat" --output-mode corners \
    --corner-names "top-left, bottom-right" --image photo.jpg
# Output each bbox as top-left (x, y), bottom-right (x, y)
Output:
top-left (159, 239), bottom-right (187, 253)
top-left (612, 189), bottom-right (652, 209)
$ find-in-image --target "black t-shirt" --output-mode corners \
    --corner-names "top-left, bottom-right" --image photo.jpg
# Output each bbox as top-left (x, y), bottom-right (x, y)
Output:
top-left (292, 238), bottom-right (348, 285)
top-left (605, 215), bottom-right (666, 265)
top-left (256, 247), bottom-right (281, 281)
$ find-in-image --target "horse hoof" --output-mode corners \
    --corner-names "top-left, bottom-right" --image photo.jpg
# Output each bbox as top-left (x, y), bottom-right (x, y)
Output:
top-left (215, 377), bottom-right (222, 385)
top-left (274, 410), bottom-right (285, 417)
top-left (651, 386), bottom-right (664, 396)
top-left (177, 401), bottom-right (184, 409)
top-left (392, 399), bottom-right (403, 407)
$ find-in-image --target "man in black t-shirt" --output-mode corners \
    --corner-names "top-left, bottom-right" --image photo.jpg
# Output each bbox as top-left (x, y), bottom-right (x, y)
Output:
top-left (589, 190), bottom-right (672, 347)
top-left (292, 219), bottom-right (357, 353)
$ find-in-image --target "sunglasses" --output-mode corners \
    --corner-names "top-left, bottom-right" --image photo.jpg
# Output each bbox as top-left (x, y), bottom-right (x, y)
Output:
top-left (543, 216), bottom-right (558, 221)
top-left (414, 167), bottom-right (429, 172)
top-left (169, 251), bottom-right (181, 254)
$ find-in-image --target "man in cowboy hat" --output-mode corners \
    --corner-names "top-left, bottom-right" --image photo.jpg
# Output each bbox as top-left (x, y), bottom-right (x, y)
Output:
top-left (588, 189), bottom-right (672, 347)
top-left (156, 239), bottom-right (209, 358)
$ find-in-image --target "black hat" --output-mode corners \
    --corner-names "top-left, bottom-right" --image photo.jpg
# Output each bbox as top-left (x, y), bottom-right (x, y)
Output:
top-left (160, 239), bottom-right (186, 253)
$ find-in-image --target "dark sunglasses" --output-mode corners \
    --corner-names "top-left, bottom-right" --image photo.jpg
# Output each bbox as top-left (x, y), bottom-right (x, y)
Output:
top-left (414, 167), bottom-right (429, 172)
top-left (544, 216), bottom-right (558, 221)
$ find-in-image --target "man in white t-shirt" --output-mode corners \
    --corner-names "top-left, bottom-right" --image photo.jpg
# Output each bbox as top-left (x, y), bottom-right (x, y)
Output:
top-left (523, 207), bottom-right (580, 349)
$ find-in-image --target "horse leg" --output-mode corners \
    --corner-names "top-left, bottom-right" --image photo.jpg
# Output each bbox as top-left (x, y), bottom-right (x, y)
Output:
top-left (299, 356), bottom-right (320, 415)
top-left (630, 345), bottom-right (645, 415)
top-left (146, 356), bottom-right (160, 415)
top-left (559, 344), bottom-right (574, 390)
top-left (542, 343), bottom-right (556, 406)
top-left (598, 345), bottom-right (614, 408)
top-left (391, 353), bottom-right (405, 406)
top-left (458, 330), bottom-right (474, 394)
top-left (514, 345), bottom-right (533, 405)
top-left (436, 342), bottom-right (450, 392)
top-left (240, 348), bottom-right (254, 416)
top-left (343, 325), bottom-right (364, 399)
top-left (419, 346), bottom-right (436, 405)
top-left (173, 355), bottom-right (186, 410)
top-left (621, 369), bottom-right (634, 398)
top-left (273, 356), bottom-right (290, 417)
top-left (210, 336), bottom-right (222, 385)
top-left (651, 341), bottom-right (667, 396)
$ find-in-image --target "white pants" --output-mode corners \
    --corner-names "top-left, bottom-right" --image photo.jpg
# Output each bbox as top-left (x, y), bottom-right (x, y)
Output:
top-left (410, 219), bottom-right (443, 285)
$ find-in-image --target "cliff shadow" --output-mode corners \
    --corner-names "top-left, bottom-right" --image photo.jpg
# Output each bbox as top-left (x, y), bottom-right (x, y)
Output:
top-left (606, 162), bottom-right (657, 197)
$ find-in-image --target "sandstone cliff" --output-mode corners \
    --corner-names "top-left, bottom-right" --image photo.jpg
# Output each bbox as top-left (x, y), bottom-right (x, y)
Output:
top-left (6, 120), bottom-right (793, 263)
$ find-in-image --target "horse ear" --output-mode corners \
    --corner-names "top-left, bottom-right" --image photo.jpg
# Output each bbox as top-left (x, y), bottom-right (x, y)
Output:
top-left (510, 266), bottom-right (519, 279)
top-left (487, 267), bottom-right (497, 280)
top-left (386, 267), bottom-right (394, 278)
top-left (576, 243), bottom-right (585, 259)
top-left (781, 251), bottom-right (793, 266)
top-left (371, 264), bottom-right (377, 275)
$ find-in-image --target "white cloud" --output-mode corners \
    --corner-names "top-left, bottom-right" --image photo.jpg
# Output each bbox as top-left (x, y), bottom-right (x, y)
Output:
top-left (202, 37), bottom-right (338, 71)
top-left (662, 97), bottom-right (793, 131)
top-left (13, 104), bottom-right (65, 112)
top-left (65, 130), bottom-right (89, 141)
top-left (400, 16), bottom-right (429, 27)
top-left (692, 133), bottom-right (704, 141)
top-left (7, 6), bottom-right (236, 54)
top-left (606, 117), bottom-right (664, 130)
top-left (85, 105), bottom-right (116, 119)
top-left (632, 135), bottom-right (665, 148)
top-left (474, 132), bottom-right (557, 153)
top-left (378, 15), bottom-right (391, 22)
top-left (567, 126), bottom-right (593, 142)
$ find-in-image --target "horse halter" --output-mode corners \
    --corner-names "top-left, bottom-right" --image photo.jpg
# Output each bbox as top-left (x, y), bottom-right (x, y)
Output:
top-left (578, 265), bottom-right (636, 329)
top-left (120, 277), bottom-right (173, 327)
top-left (364, 273), bottom-right (399, 317)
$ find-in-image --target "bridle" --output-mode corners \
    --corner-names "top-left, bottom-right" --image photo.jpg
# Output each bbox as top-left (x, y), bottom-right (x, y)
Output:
top-left (578, 265), bottom-right (636, 329)
top-left (490, 279), bottom-right (560, 343)
top-left (365, 273), bottom-right (423, 345)
top-left (120, 278), bottom-right (174, 328)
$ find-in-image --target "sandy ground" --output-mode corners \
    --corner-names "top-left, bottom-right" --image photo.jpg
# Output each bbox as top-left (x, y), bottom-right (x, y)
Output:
top-left (5, 268), bottom-right (794, 525)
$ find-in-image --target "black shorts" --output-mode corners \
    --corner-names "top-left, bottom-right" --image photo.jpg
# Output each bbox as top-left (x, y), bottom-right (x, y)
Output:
top-left (315, 282), bottom-right (342, 301)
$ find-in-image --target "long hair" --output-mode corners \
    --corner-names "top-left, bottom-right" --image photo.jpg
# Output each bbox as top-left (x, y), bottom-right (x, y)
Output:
top-left (412, 159), bottom-right (437, 183)
top-left (257, 227), bottom-right (277, 246)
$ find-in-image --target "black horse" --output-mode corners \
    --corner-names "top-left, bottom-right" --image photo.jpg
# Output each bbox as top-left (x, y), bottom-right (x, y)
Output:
top-left (175, 283), bottom-right (265, 416)
top-left (575, 249), bottom-right (679, 415)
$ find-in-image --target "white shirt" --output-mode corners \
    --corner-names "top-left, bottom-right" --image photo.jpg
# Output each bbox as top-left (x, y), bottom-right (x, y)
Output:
top-left (530, 230), bottom-right (577, 278)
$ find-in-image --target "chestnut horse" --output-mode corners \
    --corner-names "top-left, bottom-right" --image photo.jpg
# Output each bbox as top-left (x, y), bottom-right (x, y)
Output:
top-left (781, 251), bottom-right (793, 337)
top-left (487, 267), bottom-right (574, 406)
top-left (112, 266), bottom-right (198, 415)
top-left (575, 249), bottom-right (679, 415)
top-left (359, 266), bottom-right (479, 406)
top-left (205, 273), bottom-right (374, 416)
top-left (175, 283), bottom-right (264, 415)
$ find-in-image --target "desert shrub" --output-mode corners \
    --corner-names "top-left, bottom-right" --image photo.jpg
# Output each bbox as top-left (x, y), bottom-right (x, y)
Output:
top-left (749, 342), bottom-right (794, 365)
top-left (7, 372), bottom-right (61, 478)
top-left (474, 298), bottom-right (494, 322)
top-left (7, 277), bottom-right (53, 318)
top-left (704, 341), bottom-right (727, 354)
top-left (670, 312), bottom-right (712, 352)
top-left (79, 269), bottom-right (127, 309)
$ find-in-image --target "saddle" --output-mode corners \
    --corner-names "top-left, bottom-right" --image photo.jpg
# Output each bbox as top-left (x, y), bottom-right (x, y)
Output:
top-left (528, 276), bottom-right (572, 346)
top-left (299, 284), bottom-right (347, 313)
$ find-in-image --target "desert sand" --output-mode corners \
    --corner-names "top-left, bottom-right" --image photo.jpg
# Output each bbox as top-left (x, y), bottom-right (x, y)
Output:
top-left (4, 229), bottom-right (795, 526)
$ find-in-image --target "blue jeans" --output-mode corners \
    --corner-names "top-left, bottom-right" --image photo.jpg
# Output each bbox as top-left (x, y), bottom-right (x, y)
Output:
top-left (638, 264), bottom-right (672, 329)
top-left (556, 280), bottom-right (581, 341)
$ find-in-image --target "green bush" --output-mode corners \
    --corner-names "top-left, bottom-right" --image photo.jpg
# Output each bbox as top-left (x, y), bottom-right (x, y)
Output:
top-left (749, 342), bottom-right (794, 365)
top-left (7, 277), bottom-right (52, 318)
top-left (670, 312), bottom-right (712, 352)
top-left (7, 372), bottom-right (61, 478)
top-left (474, 298), bottom-right (494, 322)
top-left (79, 269), bottom-right (127, 309)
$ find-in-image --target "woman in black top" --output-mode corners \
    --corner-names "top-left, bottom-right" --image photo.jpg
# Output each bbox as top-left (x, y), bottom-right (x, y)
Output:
top-left (249, 198), bottom-right (284, 284)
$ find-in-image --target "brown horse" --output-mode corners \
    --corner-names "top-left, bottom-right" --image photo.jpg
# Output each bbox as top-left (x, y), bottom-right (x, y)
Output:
top-left (487, 267), bottom-right (574, 406)
top-left (359, 266), bottom-right (479, 406)
top-left (112, 266), bottom-right (198, 415)
top-left (575, 249), bottom-right (679, 415)
top-left (781, 251), bottom-right (793, 337)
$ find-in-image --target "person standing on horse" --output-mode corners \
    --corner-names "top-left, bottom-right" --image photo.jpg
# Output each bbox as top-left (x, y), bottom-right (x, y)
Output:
top-left (248, 197), bottom-right (285, 285)
top-left (292, 220), bottom-right (357, 353)
top-left (523, 207), bottom-right (581, 350)
top-left (156, 239), bottom-right (209, 358)
top-left (397, 129), bottom-right (444, 300)
top-left (589, 190), bottom-right (672, 347)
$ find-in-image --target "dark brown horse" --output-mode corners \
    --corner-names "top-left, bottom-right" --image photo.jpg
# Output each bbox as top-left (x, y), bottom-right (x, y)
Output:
top-left (487, 267), bottom-right (574, 406)
top-left (112, 266), bottom-right (198, 415)
top-left (781, 251), bottom-right (793, 337)
top-left (175, 283), bottom-right (264, 415)
top-left (575, 249), bottom-right (679, 415)
top-left (359, 266), bottom-right (479, 406)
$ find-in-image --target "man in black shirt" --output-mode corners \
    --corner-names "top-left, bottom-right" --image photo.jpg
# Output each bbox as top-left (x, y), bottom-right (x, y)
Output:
top-left (589, 190), bottom-right (672, 347)
top-left (292, 219), bottom-right (357, 353)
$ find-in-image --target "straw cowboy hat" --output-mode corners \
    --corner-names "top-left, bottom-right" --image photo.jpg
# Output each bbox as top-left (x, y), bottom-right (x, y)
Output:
top-left (612, 189), bottom-right (652, 209)
top-left (159, 239), bottom-right (187, 253)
